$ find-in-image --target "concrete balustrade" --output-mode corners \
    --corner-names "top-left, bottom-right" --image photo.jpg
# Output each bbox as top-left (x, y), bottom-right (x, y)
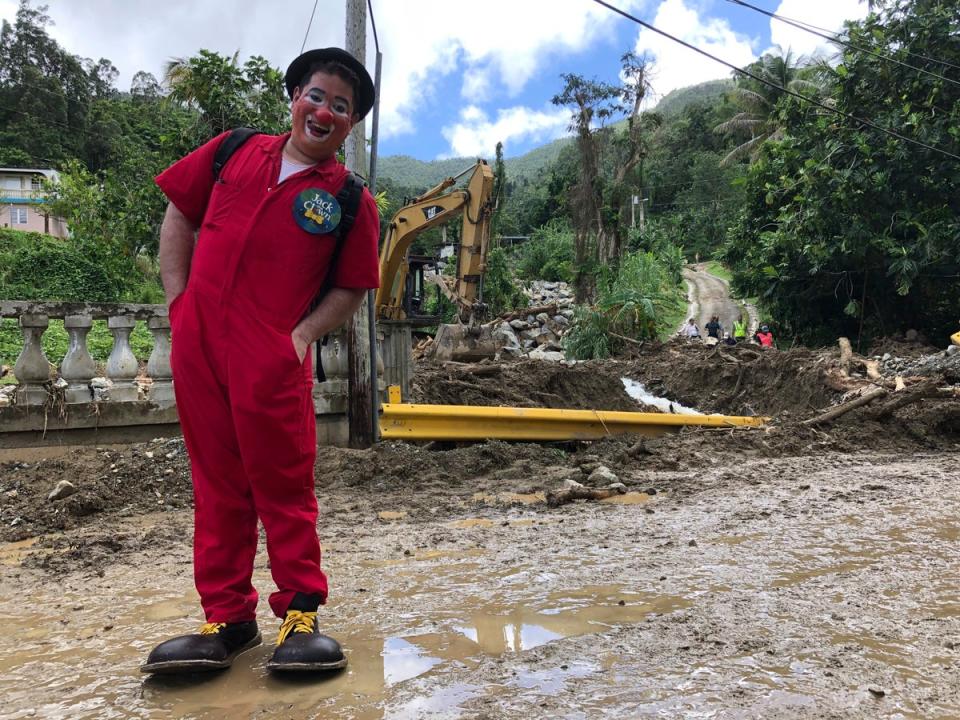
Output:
top-left (0, 300), bottom-right (410, 448)
top-left (61, 315), bottom-right (97, 403)
top-left (12, 313), bottom-right (51, 406)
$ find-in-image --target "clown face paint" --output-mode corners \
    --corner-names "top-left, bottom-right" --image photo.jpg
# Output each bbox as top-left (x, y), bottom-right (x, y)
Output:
top-left (288, 72), bottom-right (356, 163)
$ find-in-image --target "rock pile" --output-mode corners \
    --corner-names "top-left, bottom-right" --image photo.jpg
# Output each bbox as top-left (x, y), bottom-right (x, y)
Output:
top-left (493, 281), bottom-right (577, 362)
top-left (901, 346), bottom-right (960, 383)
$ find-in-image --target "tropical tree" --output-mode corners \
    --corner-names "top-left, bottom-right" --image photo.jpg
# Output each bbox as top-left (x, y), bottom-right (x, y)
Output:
top-left (164, 50), bottom-right (289, 136)
top-left (552, 51), bottom-right (655, 301)
top-left (714, 49), bottom-right (820, 166)
top-left (721, 0), bottom-right (960, 346)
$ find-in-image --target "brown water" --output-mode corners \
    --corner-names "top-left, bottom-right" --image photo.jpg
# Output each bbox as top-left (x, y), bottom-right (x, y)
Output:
top-left (0, 559), bottom-right (688, 720)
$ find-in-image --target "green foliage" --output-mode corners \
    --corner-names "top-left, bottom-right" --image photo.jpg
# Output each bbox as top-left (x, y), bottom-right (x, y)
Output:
top-left (0, 228), bottom-right (134, 301)
top-left (563, 250), bottom-right (685, 359)
top-left (164, 50), bottom-right (289, 136)
top-left (720, 0), bottom-right (960, 345)
top-left (563, 306), bottom-right (616, 360)
top-left (715, 49), bottom-right (822, 166)
top-left (480, 247), bottom-right (527, 316)
top-left (515, 220), bottom-right (576, 283)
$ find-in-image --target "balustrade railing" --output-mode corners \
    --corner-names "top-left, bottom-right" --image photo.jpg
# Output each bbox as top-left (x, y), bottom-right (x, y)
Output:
top-left (1, 301), bottom-right (403, 447)
top-left (1, 301), bottom-right (361, 409)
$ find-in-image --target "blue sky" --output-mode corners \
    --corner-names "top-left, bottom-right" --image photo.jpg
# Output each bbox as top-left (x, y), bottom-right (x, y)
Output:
top-left (0, 0), bottom-right (868, 160)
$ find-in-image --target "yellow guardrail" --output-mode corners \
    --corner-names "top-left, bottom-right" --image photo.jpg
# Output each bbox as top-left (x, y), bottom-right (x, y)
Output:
top-left (379, 402), bottom-right (767, 441)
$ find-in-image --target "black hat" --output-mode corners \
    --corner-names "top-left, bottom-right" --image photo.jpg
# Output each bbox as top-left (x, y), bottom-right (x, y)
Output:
top-left (285, 47), bottom-right (375, 120)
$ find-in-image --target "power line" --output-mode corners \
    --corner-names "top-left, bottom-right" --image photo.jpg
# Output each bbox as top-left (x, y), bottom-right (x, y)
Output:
top-left (300, 0), bottom-right (320, 55)
top-left (591, 0), bottom-right (960, 162)
top-left (743, 3), bottom-right (960, 73)
top-left (367, 0), bottom-right (380, 53)
top-left (727, 0), bottom-right (960, 88)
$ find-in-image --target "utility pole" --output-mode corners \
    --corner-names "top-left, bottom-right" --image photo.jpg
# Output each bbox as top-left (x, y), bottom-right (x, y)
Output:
top-left (344, 0), bottom-right (374, 448)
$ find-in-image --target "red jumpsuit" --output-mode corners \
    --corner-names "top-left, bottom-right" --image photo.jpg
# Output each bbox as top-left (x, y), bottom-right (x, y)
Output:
top-left (156, 132), bottom-right (380, 622)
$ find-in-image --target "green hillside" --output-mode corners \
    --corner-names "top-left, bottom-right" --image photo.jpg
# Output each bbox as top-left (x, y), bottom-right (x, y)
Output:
top-left (377, 79), bottom-right (735, 190)
top-left (653, 79), bottom-right (733, 117)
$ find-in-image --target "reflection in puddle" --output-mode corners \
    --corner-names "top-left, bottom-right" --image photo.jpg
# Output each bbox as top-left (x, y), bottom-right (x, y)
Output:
top-left (382, 636), bottom-right (442, 685)
top-left (453, 586), bottom-right (691, 654)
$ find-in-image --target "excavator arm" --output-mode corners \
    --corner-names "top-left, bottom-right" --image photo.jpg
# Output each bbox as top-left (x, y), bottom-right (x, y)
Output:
top-left (376, 160), bottom-right (495, 322)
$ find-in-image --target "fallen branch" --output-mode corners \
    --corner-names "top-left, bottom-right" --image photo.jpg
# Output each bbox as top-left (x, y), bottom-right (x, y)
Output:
top-left (546, 479), bottom-right (627, 507)
top-left (803, 386), bottom-right (888, 426)
top-left (608, 331), bottom-right (644, 347)
top-left (867, 380), bottom-right (942, 419)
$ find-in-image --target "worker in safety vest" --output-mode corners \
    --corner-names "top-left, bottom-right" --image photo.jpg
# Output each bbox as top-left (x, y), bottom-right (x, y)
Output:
top-left (732, 316), bottom-right (747, 343)
top-left (755, 324), bottom-right (775, 348)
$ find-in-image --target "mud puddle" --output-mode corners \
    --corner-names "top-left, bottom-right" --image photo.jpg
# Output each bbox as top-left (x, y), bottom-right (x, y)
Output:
top-left (2, 452), bottom-right (960, 718)
top-left (0, 552), bottom-right (687, 719)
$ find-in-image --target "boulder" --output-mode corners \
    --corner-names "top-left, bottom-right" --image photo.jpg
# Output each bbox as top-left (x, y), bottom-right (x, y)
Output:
top-left (48, 480), bottom-right (77, 501)
top-left (587, 465), bottom-right (619, 484)
top-left (528, 348), bottom-right (566, 362)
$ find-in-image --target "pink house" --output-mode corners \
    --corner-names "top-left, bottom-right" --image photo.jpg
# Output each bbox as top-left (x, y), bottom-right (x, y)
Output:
top-left (0, 168), bottom-right (68, 238)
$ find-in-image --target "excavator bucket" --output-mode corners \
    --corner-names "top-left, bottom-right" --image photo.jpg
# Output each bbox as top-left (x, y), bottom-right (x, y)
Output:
top-left (431, 322), bottom-right (499, 362)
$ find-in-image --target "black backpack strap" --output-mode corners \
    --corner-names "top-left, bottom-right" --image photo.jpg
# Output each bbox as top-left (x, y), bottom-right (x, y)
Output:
top-left (212, 127), bottom-right (261, 181)
top-left (314, 171), bottom-right (366, 382)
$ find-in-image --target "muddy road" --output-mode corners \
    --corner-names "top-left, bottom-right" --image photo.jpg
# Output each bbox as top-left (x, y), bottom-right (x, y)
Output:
top-left (681, 263), bottom-right (749, 335)
top-left (2, 346), bottom-right (959, 719)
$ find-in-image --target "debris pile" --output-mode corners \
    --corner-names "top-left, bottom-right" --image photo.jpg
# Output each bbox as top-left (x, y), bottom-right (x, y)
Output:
top-left (492, 281), bottom-right (576, 361)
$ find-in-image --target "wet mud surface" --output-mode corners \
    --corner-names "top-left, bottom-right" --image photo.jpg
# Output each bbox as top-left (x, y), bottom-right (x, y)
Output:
top-left (2, 343), bottom-right (960, 718)
top-left (683, 264), bottom-right (742, 332)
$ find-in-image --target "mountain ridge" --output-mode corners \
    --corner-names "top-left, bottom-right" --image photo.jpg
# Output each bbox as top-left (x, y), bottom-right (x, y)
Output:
top-left (377, 79), bottom-right (734, 190)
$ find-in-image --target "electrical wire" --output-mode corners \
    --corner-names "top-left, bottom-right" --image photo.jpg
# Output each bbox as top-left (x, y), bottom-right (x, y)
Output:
top-left (367, 0), bottom-right (380, 53)
top-left (740, 2), bottom-right (960, 73)
top-left (590, 0), bottom-right (960, 162)
top-left (727, 0), bottom-right (960, 87)
top-left (300, 0), bottom-right (320, 55)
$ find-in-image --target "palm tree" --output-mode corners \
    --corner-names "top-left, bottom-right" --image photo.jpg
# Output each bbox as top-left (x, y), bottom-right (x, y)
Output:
top-left (714, 48), bottom-right (820, 166)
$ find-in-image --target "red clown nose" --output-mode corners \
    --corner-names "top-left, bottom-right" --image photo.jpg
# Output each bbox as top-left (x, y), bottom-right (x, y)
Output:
top-left (313, 107), bottom-right (335, 125)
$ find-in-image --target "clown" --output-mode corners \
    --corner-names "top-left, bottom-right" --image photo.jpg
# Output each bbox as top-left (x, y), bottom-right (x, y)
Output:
top-left (142, 48), bottom-right (379, 675)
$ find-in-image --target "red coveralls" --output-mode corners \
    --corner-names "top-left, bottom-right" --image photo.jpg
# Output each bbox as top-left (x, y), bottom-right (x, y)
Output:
top-left (156, 132), bottom-right (380, 622)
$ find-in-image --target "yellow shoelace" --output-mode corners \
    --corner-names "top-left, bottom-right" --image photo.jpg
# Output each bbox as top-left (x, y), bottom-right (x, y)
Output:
top-left (276, 610), bottom-right (317, 645)
top-left (199, 622), bottom-right (226, 635)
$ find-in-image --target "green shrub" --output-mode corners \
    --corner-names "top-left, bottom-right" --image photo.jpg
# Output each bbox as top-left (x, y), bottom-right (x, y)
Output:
top-left (481, 247), bottom-right (528, 316)
top-left (516, 219), bottom-right (576, 283)
top-left (563, 250), bottom-right (685, 360)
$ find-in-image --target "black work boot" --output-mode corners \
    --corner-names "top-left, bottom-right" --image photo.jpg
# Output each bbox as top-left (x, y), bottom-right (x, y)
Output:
top-left (266, 593), bottom-right (347, 673)
top-left (140, 620), bottom-right (261, 674)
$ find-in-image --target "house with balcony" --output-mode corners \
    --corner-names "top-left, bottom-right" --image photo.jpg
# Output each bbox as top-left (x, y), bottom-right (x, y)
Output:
top-left (0, 167), bottom-right (68, 238)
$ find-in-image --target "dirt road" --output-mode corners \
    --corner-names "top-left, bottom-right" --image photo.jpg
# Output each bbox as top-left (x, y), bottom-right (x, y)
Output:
top-left (680, 263), bottom-right (752, 337)
top-left (2, 348), bottom-right (958, 719)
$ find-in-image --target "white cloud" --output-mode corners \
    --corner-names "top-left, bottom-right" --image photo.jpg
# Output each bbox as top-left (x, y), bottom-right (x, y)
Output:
top-left (0, 0), bottom-right (648, 156)
top-left (769, 0), bottom-right (869, 61)
top-left (634, 0), bottom-right (758, 101)
top-left (0, 1), bottom-right (347, 93)
top-left (374, 0), bottom-right (649, 141)
top-left (440, 104), bottom-right (570, 159)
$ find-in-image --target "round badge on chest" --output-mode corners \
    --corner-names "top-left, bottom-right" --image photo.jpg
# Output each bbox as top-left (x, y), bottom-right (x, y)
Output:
top-left (293, 188), bottom-right (341, 235)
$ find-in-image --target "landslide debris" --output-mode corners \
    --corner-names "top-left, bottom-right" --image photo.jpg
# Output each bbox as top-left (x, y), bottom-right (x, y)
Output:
top-left (2, 339), bottom-right (957, 555)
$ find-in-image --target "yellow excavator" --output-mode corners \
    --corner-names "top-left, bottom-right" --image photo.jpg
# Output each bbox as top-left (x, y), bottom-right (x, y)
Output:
top-left (375, 159), bottom-right (498, 360)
